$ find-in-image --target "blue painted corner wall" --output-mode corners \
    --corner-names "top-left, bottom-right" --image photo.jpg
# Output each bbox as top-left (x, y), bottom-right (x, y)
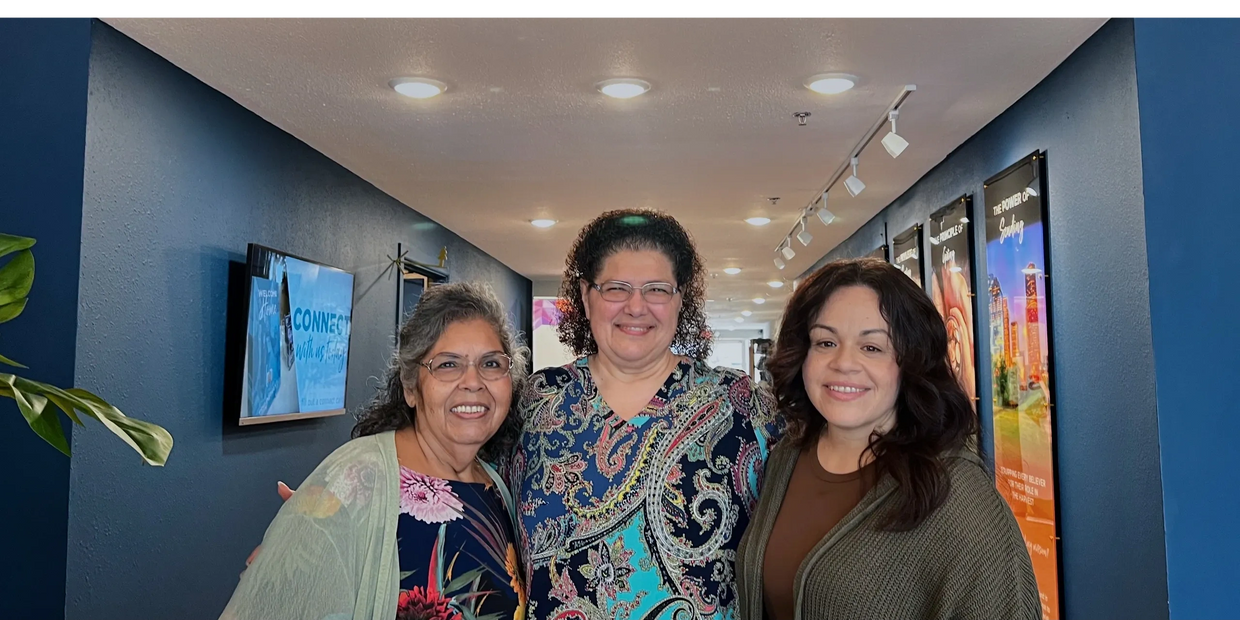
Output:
top-left (0, 18), bottom-right (93, 620)
top-left (1133, 18), bottom-right (1240, 620)
top-left (60, 22), bottom-right (530, 619)
top-left (805, 19), bottom-right (1168, 620)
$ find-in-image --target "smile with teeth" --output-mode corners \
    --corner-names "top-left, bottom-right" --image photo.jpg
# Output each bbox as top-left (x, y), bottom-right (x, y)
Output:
top-left (828, 385), bottom-right (868, 394)
top-left (450, 405), bottom-right (488, 414)
top-left (618, 325), bottom-right (652, 335)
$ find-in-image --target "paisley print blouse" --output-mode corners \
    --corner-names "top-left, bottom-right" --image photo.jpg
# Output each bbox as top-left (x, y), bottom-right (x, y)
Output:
top-left (509, 358), bottom-right (780, 620)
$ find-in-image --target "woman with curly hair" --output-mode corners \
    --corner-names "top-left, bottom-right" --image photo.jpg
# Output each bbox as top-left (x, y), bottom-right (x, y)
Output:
top-left (508, 209), bottom-right (782, 620)
top-left (735, 258), bottom-right (1039, 620)
top-left (224, 282), bottom-right (529, 620)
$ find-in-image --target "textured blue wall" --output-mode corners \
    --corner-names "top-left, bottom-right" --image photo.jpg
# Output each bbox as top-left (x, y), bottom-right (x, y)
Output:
top-left (804, 20), bottom-right (1167, 620)
top-left (1133, 18), bottom-right (1240, 620)
top-left (0, 18), bottom-right (92, 620)
top-left (65, 23), bottom-right (530, 619)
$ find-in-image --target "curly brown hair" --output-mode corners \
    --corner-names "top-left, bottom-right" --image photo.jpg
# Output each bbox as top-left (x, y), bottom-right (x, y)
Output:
top-left (556, 209), bottom-right (712, 361)
top-left (767, 258), bottom-right (978, 531)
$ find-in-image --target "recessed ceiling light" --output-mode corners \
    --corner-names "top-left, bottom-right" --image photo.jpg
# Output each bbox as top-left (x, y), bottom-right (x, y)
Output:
top-left (390, 77), bottom-right (447, 99)
top-left (597, 78), bottom-right (651, 99)
top-left (805, 73), bottom-right (858, 95)
top-left (741, 310), bottom-right (753, 317)
top-left (768, 281), bottom-right (784, 288)
top-left (734, 317), bottom-right (745, 323)
top-left (753, 297), bottom-right (766, 305)
top-left (745, 217), bottom-right (771, 226)
top-left (530, 219), bottom-right (557, 228)
top-left (723, 267), bottom-right (742, 275)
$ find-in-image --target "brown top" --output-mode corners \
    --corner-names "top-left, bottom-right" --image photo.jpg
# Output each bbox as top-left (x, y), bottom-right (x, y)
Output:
top-left (761, 443), bottom-right (877, 620)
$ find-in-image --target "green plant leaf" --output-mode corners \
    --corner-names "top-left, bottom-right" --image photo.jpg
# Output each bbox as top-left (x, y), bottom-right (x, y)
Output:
top-left (0, 351), bottom-right (27, 369)
top-left (0, 234), bottom-right (36, 260)
top-left (1, 373), bottom-right (70, 456)
top-left (0, 373), bottom-right (173, 466)
top-left (0, 298), bottom-right (28, 324)
top-left (0, 249), bottom-right (34, 307)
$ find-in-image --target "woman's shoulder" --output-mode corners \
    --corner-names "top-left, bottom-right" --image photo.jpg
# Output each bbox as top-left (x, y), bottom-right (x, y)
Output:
top-left (295, 432), bottom-right (398, 517)
top-left (525, 359), bottom-right (586, 392)
top-left (928, 451), bottom-right (1026, 545)
top-left (687, 361), bottom-right (783, 442)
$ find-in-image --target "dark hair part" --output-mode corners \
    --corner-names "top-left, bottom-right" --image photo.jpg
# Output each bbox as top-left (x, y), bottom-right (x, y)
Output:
top-left (557, 209), bottom-right (711, 360)
top-left (352, 281), bottom-right (529, 464)
top-left (767, 258), bottom-right (978, 531)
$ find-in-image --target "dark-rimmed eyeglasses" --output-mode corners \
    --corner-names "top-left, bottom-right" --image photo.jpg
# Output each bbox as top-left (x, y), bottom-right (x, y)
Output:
top-left (589, 280), bottom-right (679, 304)
top-left (420, 352), bottom-right (513, 382)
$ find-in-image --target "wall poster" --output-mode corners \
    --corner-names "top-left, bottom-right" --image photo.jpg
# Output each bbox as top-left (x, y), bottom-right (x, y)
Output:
top-left (984, 152), bottom-right (1060, 620)
top-left (928, 196), bottom-right (978, 410)
top-left (891, 224), bottom-right (923, 288)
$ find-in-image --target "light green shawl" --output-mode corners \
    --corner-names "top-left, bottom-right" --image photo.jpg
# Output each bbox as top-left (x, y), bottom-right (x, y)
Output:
top-left (220, 431), bottom-right (513, 620)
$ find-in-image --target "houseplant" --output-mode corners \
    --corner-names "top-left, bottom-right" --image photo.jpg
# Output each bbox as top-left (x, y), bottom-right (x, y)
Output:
top-left (0, 233), bottom-right (173, 466)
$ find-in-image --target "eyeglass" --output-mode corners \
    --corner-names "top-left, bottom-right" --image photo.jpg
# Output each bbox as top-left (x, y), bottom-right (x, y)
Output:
top-left (590, 280), bottom-right (679, 304)
top-left (420, 352), bottom-right (513, 382)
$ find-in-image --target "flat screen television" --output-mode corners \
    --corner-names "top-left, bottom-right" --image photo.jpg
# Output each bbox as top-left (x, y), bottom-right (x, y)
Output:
top-left (234, 244), bottom-right (355, 425)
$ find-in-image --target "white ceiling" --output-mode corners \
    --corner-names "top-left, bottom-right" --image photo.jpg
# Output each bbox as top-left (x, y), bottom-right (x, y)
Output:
top-left (105, 18), bottom-right (1104, 326)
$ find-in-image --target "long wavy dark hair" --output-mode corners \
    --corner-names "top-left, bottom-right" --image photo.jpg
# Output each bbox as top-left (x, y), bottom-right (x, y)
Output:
top-left (352, 282), bottom-right (529, 464)
top-left (556, 209), bottom-right (712, 360)
top-left (767, 258), bottom-right (978, 531)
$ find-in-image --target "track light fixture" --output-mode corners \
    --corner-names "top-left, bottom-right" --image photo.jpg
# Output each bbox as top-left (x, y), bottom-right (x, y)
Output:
top-left (817, 191), bottom-right (837, 225)
top-left (781, 242), bottom-right (796, 261)
top-left (770, 85), bottom-right (915, 265)
top-left (796, 218), bottom-right (813, 246)
top-left (881, 109), bottom-right (909, 158)
top-left (844, 156), bottom-right (866, 197)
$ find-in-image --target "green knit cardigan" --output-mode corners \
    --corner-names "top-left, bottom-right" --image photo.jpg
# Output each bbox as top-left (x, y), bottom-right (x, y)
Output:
top-left (736, 441), bottom-right (1043, 620)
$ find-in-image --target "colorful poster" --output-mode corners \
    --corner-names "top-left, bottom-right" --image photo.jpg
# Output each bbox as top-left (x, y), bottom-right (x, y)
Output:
top-left (891, 224), bottom-right (923, 288)
top-left (984, 153), bottom-right (1059, 620)
top-left (532, 297), bottom-right (576, 371)
top-left (928, 196), bottom-right (978, 408)
top-left (241, 246), bottom-right (354, 423)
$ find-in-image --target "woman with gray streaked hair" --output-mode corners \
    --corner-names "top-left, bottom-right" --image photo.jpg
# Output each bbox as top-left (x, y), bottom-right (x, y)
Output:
top-left (224, 282), bottom-right (530, 620)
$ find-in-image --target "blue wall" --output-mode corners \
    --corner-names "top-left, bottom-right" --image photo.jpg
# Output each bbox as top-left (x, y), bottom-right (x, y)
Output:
top-left (63, 22), bottom-right (530, 619)
top-left (1134, 19), bottom-right (1240, 620)
top-left (805, 20), bottom-right (1168, 620)
top-left (0, 18), bottom-right (92, 620)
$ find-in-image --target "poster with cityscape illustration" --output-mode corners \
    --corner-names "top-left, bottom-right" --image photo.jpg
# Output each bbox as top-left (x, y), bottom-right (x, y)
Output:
top-left (891, 224), bottom-right (923, 289)
top-left (928, 196), bottom-right (978, 411)
top-left (983, 152), bottom-right (1060, 620)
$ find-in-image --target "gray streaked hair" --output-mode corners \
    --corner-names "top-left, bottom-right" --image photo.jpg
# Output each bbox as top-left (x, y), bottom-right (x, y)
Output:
top-left (352, 281), bottom-right (528, 464)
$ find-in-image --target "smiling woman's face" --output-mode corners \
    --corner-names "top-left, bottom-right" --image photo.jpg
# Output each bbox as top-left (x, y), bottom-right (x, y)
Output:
top-left (405, 318), bottom-right (512, 451)
top-left (801, 285), bottom-right (900, 438)
top-left (580, 249), bottom-right (682, 370)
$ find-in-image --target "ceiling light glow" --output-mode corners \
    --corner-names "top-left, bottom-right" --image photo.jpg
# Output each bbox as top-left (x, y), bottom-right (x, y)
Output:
top-left (597, 78), bottom-right (652, 99)
top-left (390, 77), bottom-right (447, 99)
top-left (805, 73), bottom-right (858, 95)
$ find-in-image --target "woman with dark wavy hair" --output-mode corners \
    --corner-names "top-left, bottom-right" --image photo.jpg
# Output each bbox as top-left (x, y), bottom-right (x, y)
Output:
top-left (226, 282), bottom-right (529, 620)
top-left (509, 209), bottom-right (781, 620)
top-left (735, 258), bottom-right (1039, 620)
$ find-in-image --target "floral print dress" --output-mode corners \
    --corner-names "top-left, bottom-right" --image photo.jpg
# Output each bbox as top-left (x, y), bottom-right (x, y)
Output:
top-left (396, 466), bottom-right (526, 620)
top-left (509, 358), bottom-right (781, 620)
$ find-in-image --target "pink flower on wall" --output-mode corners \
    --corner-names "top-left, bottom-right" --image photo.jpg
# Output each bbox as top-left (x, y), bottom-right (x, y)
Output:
top-left (400, 467), bottom-right (464, 523)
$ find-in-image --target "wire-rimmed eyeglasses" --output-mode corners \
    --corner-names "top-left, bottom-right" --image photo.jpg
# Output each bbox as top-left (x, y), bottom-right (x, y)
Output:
top-left (589, 280), bottom-right (679, 304)
top-left (419, 352), bottom-right (513, 382)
